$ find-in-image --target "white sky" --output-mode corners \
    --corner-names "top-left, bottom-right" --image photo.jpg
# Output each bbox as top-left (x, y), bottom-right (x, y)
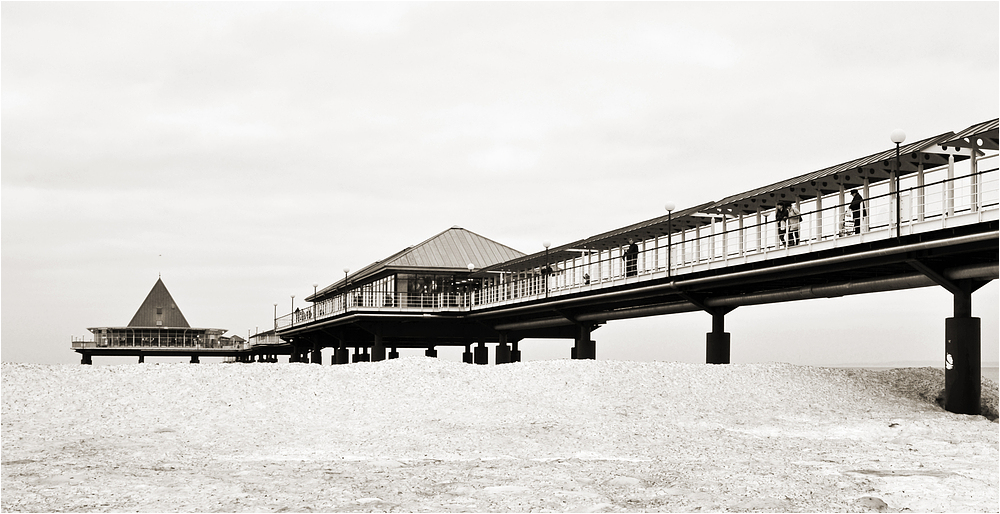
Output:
top-left (2, 1), bottom-right (998, 366)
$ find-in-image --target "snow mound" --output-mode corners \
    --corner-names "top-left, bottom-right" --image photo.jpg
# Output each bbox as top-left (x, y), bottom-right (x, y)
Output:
top-left (3, 359), bottom-right (997, 512)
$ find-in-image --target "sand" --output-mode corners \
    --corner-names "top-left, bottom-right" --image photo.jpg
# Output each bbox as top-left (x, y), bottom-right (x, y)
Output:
top-left (2, 358), bottom-right (997, 512)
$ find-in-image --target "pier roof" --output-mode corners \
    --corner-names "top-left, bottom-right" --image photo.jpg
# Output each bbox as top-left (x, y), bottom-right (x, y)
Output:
top-left (310, 227), bottom-right (525, 301)
top-left (128, 278), bottom-right (190, 328)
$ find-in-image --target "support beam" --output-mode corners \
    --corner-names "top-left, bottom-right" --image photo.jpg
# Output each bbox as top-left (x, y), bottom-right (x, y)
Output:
top-left (81, 352), bottom-right (92, 365)
top-left (190, 355), bottom-right (200, 364)
top-left (425, 347), bottom-right (437, 358)
top-left (495, 333), bottom-right (511, 364)
top-left (372, 329), bottom-right (385, 362)
top-left (706, 308), bottom-right (734, 364)
top-left (138, 353), bottom-right (145, 364)
top-left (572, 324), bottom-right (596, 360)
top-left (944, 279), bottom-right (984, 415)
top-left (311, 342), bottom-right (322, 364)
top-left (474, 341), bottom-right (489, 365)
top-left (463, 343), bottom-right (473, 363)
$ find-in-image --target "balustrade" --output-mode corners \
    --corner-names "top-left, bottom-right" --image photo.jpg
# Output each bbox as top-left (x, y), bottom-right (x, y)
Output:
top-left (276, 165), bottom-right (998, 330)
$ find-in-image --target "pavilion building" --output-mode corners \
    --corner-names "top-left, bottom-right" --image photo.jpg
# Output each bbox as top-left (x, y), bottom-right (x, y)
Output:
top-left (73, 277), bottom-right (239, 364)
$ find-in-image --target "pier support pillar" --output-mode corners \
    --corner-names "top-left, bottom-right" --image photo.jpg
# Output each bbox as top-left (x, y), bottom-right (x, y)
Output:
top-left (372, 330), bottom-right (385, 362)
top-left (944, 279), bottom-right (983, 415)
top-left (425, 347), bottom-right (437, 358)
top-left (706, 309), bottom-right (732, 364)
top-left (311, 343), bottom-right (322, 364)
top-left (496, 333), bottom-right (511, 364)
top-left (138, 354), bottom-right (145, 364)
top-left (190, 355), bottom-right (200, 364)
top-left (573, 325), bottom-right (596, 359)
top-left (335, 343), bottom-right (349, 364)
top-left (474, 341), bottom-right (489, 365)
top-left (463, 343), bottom-right (473, 364)
top-left (389, 347), bottom-right (399, 359)
top-left (81, 352), bottom-right (92, 365)
top-left (511, 340), bottom-right (521, 363)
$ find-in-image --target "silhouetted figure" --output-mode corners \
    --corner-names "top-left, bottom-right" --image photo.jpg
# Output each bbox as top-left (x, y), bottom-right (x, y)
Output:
top-left (623, 239), bottom-right (639, 277)
top-left (775, 204), bottom-right (788, 247)
top-left (849, 189), bottom-right (867, 234)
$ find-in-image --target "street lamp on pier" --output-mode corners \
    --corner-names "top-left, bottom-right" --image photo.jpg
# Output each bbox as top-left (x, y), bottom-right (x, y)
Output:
top-left (273, 303), bottom-right (277, 331)
top-left (312, 283), bottom-right (318, 320)
top-left (542, 241), bottom-right (551, 298)
top-left (891, 129), bottom-right (906, 242)
top-left (664, 202), bottom-right (675, 276)
top-left (343, 268), bottom-right (350, 309)
top-left (290, 295), bottom-right (295, 326)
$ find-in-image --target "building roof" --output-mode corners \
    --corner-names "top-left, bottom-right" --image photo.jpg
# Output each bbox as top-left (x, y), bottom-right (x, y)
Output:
top-left (127, 278), bottom-right (191, 328)
top-left (310, 227), bottom-right (525, 301)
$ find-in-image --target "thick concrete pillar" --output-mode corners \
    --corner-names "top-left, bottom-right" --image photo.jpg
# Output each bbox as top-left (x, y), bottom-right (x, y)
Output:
top-left (389, 347), bottom-right (399, 359)
top-left (81, 352), bottom-right (92, 365)
top-left (463, 343), bottom-right (474, 364)
top-left (573, 325), bottom-right (595, 359)
top-left (336, 343), bottom-right (349, 364)
top-left (190, 355), bottom-right (200, 364)
top-left (474, 341), bottom-right (489, 365)
top-left (138, 354), bottom-right (145, 364)
top-left (425, 347), bottom-right (437, 358)
top-left (944, 280), bottom-right (981, 415)
top-left (496, 333), bottom-right (511, 364)
top-left (511, 340), bottom-right (521, 363)
top-left (706, 309), bottom-right (731, 364)
top-left (311, 343), bottom-right (322, 364)
top-left (372, 330), bottom-right (385, 362)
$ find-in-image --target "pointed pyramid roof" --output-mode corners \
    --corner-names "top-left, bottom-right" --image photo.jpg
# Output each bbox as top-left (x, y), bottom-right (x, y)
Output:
top-left (127, 278), bottom-right (191, 328)
top-left (312, 227), bottom-right (525, 300)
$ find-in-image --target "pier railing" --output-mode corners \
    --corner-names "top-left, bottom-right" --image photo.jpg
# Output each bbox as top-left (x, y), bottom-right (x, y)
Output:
top-left (276, 164), bottom-right (997, 331)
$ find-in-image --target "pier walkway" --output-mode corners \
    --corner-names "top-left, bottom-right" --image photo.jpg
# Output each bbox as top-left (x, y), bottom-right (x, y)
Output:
top-left (277, 120), bottom-right (998, 415)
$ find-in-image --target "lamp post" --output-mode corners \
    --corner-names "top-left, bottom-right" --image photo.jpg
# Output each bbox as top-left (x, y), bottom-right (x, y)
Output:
top-left (891, 129), bottom-right (906, 242)
top-left (312, 283), bottom-right (318, 320)
top-left (542, 241), bottom-right (551, 298)
top-left (664, 202), bottom-right (675, 276)
top-left (290, 295), bottom-right (295, 326)
top-left (273, 303), bottom-right (277, 331)
top-left (467, 263), bottom-right (475, 306)
top-left (343, 268), bottom-right (350, 309)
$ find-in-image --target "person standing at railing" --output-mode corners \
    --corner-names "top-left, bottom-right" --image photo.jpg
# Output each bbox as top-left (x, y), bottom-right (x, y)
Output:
top-left (623, 238), bottom-right (639, 277)
top-left (786, 202), bottom-right (801, 246)
top-left (775, 203), bottom-right (789, 247)
top-left (849, 189), bottom-right (867, 235)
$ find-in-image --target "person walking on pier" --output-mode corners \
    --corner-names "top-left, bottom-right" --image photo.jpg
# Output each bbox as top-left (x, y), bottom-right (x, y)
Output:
top-left (775, 203), bottom-right (789, 247)
top-left (623, 239), bottom-right (639, 277)
top-left (786, 202), bottom-right (801, 246)
top-left (849, 189), bottom-right (867, 234)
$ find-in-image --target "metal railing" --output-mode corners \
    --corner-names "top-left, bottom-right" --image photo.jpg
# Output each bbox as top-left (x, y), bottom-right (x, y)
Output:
top-left (71, 336), bottom-right (249, 351)
top-left (276, 164), bottom-right (998, 330)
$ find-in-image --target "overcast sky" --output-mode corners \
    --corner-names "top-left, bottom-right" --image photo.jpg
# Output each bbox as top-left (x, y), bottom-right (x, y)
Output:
top-left (3, 2), bottom-right (998, 366)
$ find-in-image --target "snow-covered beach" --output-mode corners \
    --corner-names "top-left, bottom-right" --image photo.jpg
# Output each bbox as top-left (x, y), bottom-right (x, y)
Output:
top-left (2, 358), bottom-right (997, 512)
